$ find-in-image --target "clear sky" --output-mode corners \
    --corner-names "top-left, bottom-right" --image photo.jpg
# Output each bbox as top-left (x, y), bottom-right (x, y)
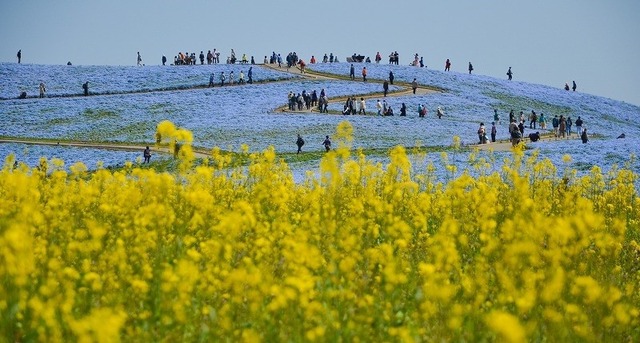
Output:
top-left (1, 0), bottom-right (639, 106)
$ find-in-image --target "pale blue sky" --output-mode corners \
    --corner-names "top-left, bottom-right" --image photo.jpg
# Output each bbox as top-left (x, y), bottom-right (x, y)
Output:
top-left (1, 0), bottom-right (639, 106)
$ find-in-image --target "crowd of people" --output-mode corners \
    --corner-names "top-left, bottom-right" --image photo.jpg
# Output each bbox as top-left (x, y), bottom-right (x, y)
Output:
top-left (208, 67), bottom-right (253, 87)
top-left (480, 109), bottom-right (590, 146)
top-left (170, 49), bottom-right (254, 66)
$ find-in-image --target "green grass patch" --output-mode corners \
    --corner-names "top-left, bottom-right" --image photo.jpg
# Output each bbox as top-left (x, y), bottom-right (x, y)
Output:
top-left (82, 109), bottom-right (120, 120)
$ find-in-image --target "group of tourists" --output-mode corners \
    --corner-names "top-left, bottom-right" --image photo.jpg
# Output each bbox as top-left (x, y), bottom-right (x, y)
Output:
top-left (208, 67), bottom-right (253, 87)
top-left (487, 109), bottom-right (589, 146)
top-left (287, 89), bottom-right (328, 112)
top-left (171, 49), bottom-right (253, 66)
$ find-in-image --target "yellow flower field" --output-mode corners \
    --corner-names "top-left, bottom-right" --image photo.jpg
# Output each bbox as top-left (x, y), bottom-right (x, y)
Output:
top-left (1, 121), bottom-right (638, 342)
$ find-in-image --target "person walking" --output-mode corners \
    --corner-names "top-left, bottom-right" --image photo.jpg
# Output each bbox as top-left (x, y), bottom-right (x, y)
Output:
top-left (359, 98), bottom-right (366, 115)
top-left (39, 82), bottom-right (46, 98)
top-left (491, 122), bottom-right (497, 142)
top-left (209, 73), bottom-right (215, 87)
top-left (248, 67), bottom-right (253, 84)
top-left (411, 78), bottom-right (418, 94)
top-left (296, 134), bottom-right (305, 154)
top-left (477, 123), bottom-right (486, 144)
top-left (468, 62), bottom-right (474, 74)
top-left (552, 115), bottom-right (559, 137)
top-left (82, 81), bottom-right (89, 96)
top-left (389, 71), bottom-right (394, 85)
top-left (558, 115), bottom-right (566, 138)
top-left (137, 52), bottom-right (143, 66)
top-left (509, 120), bottom-right (521, 146)
top-left (539, 113), bottom-right (546, 130)
top-left (581, 128), bottom-right (588, 143)
top-left (322, 136), bottom-right (331, 152)
top-left (507, 67), bottom-right (513, 80)
top-left (530, 110), bottom-right (538, 129)
top-left (376, 100), bottom-right (383, 116)
top-left (349, 64), bottom-right (355, 80)
top-left (143, 146), bottom-right (152, 163)
top-left (220, 72), bottom-right (226, 86)
top-left (575, 116), bottom-right (583, 135)
top-left (362, 67), bottom-right (367, 82)
top-left (383, 80), bottom-right (389, 97)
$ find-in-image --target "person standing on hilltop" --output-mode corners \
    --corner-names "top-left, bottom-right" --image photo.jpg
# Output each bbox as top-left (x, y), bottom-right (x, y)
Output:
top-left (468, 62), bottom-right (474, 74)
top-left (445, 59), bottom-right (451, 71)
top-left (17, 50), bottom-right (22, 63)
top-left (572, 81), bottom-right (577, 92)
top-left (162, 55), bottom-right (167, 65)
top-left (137, 52), bottom-right (143, 66)
top-left (507, 67), bottom-right (513, 80)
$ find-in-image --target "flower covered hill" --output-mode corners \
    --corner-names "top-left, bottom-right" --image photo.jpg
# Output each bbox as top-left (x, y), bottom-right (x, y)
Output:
top-left (0, 61), bottom-right (639, 174)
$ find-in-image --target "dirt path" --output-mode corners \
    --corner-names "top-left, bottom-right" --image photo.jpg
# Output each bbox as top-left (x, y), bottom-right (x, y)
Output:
top-left (470, 132), bottom-right (583, 151)
top-left (261, 63), bottom-right (438, 114)
top-left (0, 138), bottom-right (212, 159)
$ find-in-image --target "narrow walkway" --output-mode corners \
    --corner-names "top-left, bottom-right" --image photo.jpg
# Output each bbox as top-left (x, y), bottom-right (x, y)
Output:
top-left (261, 63), bottom-right (439, 114)
top-left (0, 138), bottom-right (211, 158)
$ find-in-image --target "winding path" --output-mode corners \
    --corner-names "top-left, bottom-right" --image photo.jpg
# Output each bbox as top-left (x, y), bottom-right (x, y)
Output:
top-left (261, 63), bottom-right (438, 114)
